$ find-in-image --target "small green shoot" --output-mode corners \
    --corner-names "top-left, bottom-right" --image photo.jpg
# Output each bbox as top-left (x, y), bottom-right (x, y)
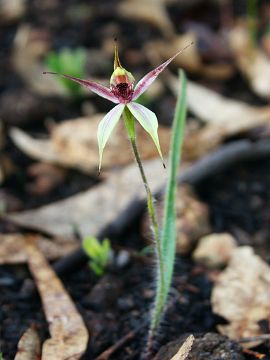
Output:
top-left (82, 236), bottom-right (111, 276)
top-left (45, 47), bottom-right (87, 97)
top-left (247, 0), bottom-right (258, 48)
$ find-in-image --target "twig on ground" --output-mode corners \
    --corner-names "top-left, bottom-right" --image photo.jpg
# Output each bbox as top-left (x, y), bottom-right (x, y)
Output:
top-left (239, 334), bottom-right (270, 343)
top-left (94, 326), bottom-right (142, 360)
top-left (242, 348), bottom-right (265, 359)
top-left (52, 139), bottom-right (270, 276)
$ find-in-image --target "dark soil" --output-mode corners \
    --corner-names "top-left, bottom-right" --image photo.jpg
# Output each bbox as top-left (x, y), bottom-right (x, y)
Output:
top-left (196, 158), bottom-right (270, 260)
top-left (1, 0), bottom-right (270, 359)
top-left (1, 159), bottom-right (270, 359)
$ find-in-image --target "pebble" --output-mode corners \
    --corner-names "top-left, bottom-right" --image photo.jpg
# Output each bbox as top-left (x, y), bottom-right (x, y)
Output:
top-left (115, 250), bottom-right (130, 268)
top-left (193, 233), bottom-right (237, 267)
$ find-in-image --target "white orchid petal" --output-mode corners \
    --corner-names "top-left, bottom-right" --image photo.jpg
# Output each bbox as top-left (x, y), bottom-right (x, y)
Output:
top-left (97, 104), bottom-right (125, 172)
top-left (127, 102), bottom-right (164, 163)
top-left (132, 44), bottom-right (192, 101)
top-left (43, 72), bottom-right (119, 103)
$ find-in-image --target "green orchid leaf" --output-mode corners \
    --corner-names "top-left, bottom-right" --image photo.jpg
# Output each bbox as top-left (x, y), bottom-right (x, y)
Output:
top-left (162, 69), bottom-right (187, 295)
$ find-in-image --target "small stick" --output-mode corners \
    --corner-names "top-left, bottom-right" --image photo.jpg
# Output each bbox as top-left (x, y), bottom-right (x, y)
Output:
top-left (22, 140), bottom-right (270, 296)
top-left (51, 139), bottom-right (270, 276)
top-left (94, 326), bottom-right (142, 360)
top-left (242, 348), bottom-right (265, 359)
top-left (239, 334), bottom-right (270, 343)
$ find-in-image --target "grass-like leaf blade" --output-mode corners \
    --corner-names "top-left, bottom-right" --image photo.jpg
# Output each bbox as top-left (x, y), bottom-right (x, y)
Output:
top-left (161, 69), bottom-right (187, 296)
top-left (150, 70), bottom-right (187, 336)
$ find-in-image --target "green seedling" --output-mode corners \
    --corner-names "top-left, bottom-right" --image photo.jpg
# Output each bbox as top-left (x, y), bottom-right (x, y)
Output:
top-left (45, 47), bottom-right (87, 97)
top-left (44, 42), bottom-right (189, 351)
top-left (247, 0), bottom-right (259, 48)
top-left (83, 236), bottom-right (111, 276)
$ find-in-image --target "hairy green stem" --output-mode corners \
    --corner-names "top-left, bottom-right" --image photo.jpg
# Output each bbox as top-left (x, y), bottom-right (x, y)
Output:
top-left (122, 107), bottom-right (166, 335)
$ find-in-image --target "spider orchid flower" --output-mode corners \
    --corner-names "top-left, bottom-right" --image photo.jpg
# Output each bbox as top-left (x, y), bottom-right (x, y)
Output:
top-left (44, 44), bottom-right (191, 172)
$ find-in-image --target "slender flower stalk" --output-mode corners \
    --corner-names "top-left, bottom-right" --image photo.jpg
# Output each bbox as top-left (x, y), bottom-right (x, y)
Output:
top-left (44, 42), bottom-right (191, 344)
top-left (122, 107), bottom-right (166, 325)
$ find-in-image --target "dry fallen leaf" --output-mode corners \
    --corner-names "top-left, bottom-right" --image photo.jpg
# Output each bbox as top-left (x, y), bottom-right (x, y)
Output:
top-left (169, 335), bottom-right (195, 360)
top-left (0, 0), bottom-right (26, 24)
top-left (229, 20), bottom-right (270, 99)
top-left (154, 333), bottom-right (244, 360)
top-left (0, 234), bottom-right (78, 264)
top-left (212, 246), bottom-right (270, 347)
top-left (12, 25), bottom-right (65, 96)
top-left (184, 79), bottom-right (270, 133)
top-left (118, 0), bottom-right (175, 38)
top-left (25, 238), bottom-right (89, 359)
top-left (169, 77), bottom-right (270, 160)
top-left (10, 114), bottom-right (171, 173)
top-left (146, 33), bottom-right (234, 79)
top-left (7, 158), bottom-right (168, 237)
top-left (15, 327), bottom-right (41, 360)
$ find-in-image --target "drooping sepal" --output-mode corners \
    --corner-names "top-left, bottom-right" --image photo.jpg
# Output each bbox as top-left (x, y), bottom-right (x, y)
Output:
top-left (127, 102), bottom-right (165, 167)
top-left (97, 104), bottom-right (125, 173)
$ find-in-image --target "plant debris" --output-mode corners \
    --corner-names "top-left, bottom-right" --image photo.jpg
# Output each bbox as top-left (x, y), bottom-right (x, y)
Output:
top-left (212, 246), bottom-right (270, 347)
top-left (10, 115), bottom-right (171, 173)
top-left (14, 327), bottom-right (41, 360)
top-left (0, 234), bottom-right (78, 264)
top-left (6, 158), bottom-right (167, 237)
top-left (169, 334), bottom-right (195, 360)
top-left (25, 237), bottom-right (89, 359)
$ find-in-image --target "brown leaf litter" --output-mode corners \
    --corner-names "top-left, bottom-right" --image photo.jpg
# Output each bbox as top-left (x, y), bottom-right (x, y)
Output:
top-left (14, 327), bottom-right (41, 360)
top-left (212, 246), bottom-right (270, 348)
top-left (169, 334), bottom-right (195, 360)
top-left (12, 25), bottom-right (65, 97)
top-left (228, 20), bottom-right (270, 99)
top-left (169, 77), bottom-right (270, 160)
top-left (146, 33), bottom-right (234, 79)
top-left (10, 114), bottom-right (171, 173)
top-left (25, 237), bottom-right (89, 359)
top-left (0, 234), bottom-right (78, 264)
top-left (118, 0), bottom-right (175, 38)
top-left (6, 158), bottom-right (167, 238)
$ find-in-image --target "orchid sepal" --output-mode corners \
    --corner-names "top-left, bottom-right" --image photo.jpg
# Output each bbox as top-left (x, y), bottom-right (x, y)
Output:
top-left (132, 42), bottom-right (193, 101)
top-left (97, 104), bottom-right (125, 173)
top-left (127, 102), bottom-right (165, 167)
top-left (43, 71), bottom-right (119, 103)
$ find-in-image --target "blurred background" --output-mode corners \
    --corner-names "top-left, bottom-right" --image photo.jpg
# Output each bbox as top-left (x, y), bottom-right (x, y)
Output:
top-left (2, 1), bottom-right (270, 359)
top-left (1, 0), bottom-right (270, 215)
